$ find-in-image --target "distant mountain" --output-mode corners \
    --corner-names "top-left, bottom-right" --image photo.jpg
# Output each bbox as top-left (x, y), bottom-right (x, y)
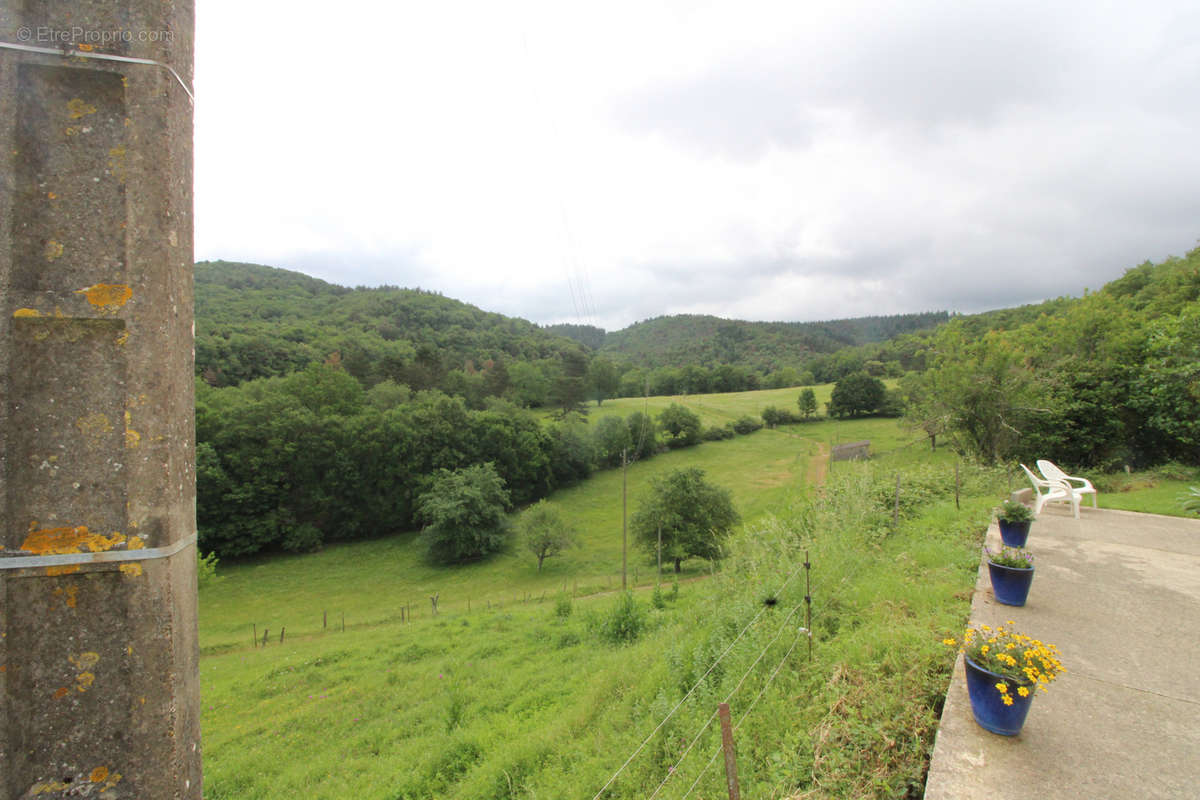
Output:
top-left (596, 312), bottom-right (950, 371)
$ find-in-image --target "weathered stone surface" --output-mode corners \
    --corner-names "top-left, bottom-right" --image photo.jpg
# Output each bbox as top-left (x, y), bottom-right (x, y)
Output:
top-left (0, 3), bottom-right (199, 798)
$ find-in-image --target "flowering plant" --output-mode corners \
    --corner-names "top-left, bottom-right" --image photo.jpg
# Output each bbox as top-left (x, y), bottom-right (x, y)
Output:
top-left (985, 545), bottom-right (1033, 569)
top-left (944, 622), bottom-right (1065, 705)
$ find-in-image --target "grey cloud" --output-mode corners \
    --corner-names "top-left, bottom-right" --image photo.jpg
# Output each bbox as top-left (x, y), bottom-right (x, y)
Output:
top-left (615, 3), bottom-right (1079, 158)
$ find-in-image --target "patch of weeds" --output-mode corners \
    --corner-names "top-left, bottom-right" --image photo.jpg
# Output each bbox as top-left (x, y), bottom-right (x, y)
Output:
top-left (589, 591), bottom-right (646, 645)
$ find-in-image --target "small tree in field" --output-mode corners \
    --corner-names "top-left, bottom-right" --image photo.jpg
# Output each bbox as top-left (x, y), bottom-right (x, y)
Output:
top-left (417, 463), bottom-right (511, 564)
top-left (659, 403), bottom-right (702, 447)
top-left (519, 499), bottom-right (577, 571)
top-left (798, 388), bottom-right (818, 419)
top-left (631, 468), bottom-right (739, 573)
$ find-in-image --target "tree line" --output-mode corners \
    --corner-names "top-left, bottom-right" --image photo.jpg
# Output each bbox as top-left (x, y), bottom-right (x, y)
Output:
top-left (195, 366), bottom-right (767, 560)
top-left (904, 247), bottom-right (1200, 467)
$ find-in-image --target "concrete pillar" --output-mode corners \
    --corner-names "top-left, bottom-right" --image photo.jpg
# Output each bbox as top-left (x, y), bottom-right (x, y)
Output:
top-left (0, 2), bottom-right (199, 798)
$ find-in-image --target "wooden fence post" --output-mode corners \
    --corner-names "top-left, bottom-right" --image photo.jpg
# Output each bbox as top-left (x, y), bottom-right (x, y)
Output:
top-left (892, 473), bottom-right (901, 529)
top-left (718, 703), bottom-right (741, 800)
top-left (955, 462), bottom-right (961, 510)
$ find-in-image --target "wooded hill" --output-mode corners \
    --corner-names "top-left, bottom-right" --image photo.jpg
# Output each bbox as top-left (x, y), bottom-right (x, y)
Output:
top-left (550, 310), bottom-right (949, 370)
top-left (196, 260), bottom-right (945, 400)
top-left (195, 260), bottom-right (588, 392)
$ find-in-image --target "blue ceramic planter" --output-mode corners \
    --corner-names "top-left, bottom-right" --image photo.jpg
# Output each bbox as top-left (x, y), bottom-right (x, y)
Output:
top-left (998, 519), bottom-right (1032, 547)
top-left (987, 560), bottom-right (1034, 606)
top-left (964, 656), bottom-right (1035, 736)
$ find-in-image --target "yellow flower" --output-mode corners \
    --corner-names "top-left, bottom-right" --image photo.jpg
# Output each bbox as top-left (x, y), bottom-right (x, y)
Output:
top-left (995, 682), bottom-right (1008, 693)
top-left (1017, 686), bottom-right (1030, 697)
top-left (981, 645), bottom-right (990, 655)
top-left (1002, 695), bottom-right (1014, 706)
top-left (943, 638), bottom-right (957, 646)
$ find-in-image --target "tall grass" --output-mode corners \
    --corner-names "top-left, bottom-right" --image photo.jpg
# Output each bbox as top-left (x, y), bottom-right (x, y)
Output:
top-left (200, 420), bottom-right (1007, 798)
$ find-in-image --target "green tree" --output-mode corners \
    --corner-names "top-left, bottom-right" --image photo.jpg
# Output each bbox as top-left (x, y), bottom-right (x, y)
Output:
top-left (588, 357), bottom-right (620, 406)
top-left (828, 372), bottom-right (886, 417)
top-left (798, 388), bottom-right (818, 419)
top-left (626, 411), bottom-right (659, 461)
top-left (658, 403), bottom-right (702, 447)
top-left (416, 463), bottom-right (511, 563)
top-left (761, 406), bottom-right (794, 428)
top-left (593, 415), bottom-right (633, 468)
top-left (519, 500), bottom-right (577, 571)
top-left (631, 468), bottom-right (739, 573)
top-left (904, 324), bottom-right (1048, 462)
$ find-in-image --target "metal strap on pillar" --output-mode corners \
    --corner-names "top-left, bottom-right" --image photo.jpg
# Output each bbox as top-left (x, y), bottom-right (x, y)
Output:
top-left (0, 533), bottom-right (197, 570)
top-left (0, 40), bottom-right (194, 102)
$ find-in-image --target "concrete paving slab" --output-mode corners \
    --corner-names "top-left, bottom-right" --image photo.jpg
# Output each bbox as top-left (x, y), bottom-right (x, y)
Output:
top-left (924, 505), bottom-right (1200, 799)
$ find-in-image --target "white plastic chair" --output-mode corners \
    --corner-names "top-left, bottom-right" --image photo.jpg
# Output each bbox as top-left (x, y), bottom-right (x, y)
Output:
top-left (1020, 463), bottom-right (1080, 518)
top-left (1037, 459), bottom-right (1098, 510)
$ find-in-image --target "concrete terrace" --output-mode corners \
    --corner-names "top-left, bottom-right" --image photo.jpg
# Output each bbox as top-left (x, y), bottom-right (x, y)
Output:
top-left (924, 504), bottom-right (1200, 799)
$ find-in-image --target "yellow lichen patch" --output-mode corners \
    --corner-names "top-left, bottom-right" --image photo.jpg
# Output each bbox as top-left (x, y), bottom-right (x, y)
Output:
top-left (70, 652), bottom-right (101, 670)
top-left (47, 191), bottom-right (57, 200)
top-left (127, 536), bottom-right (145, 550)
top-left (115, 330), bottom-right (129, 346)
top-left (53, 687), bottom-right (69, 700)
top-left (67, 98), bottom-right (97, 118)
top-left (51, 586), bottom-right (79, 608)
top-left (124, 411), bottom-right (141, 448)
top-left (46, 565), bottom-right (81, 577)
top-left (43, 239), bottom-right (64, 261)
top-left (21, 523), bottom-right (126, 556)
top-left (76, 412), bottom-right (114, 440)
top-left (32, 780), bottom-right (71, 795)
top-left (107, 145), bottom-right (126, 183)
top-left (76, 671), bottom-right (95, 692)
top-left (119, 563), bottom-right (142, 577)
top-left (75, 283), bottom-right (132, 311)
top-left (89, 767), bottom-right (109, 783)
top-left (13, 308), bottom-right (42, 318)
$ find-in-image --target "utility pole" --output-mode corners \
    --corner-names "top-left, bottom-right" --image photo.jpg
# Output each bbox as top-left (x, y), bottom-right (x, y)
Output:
top-left (622, 447), bottom-right (628, 590)
top-left (656, 524), bottom-right (662, 586)
top-left (0, 3), bottom-right (201, 797)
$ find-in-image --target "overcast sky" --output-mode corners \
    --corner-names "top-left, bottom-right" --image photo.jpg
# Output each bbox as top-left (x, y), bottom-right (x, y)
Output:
top-left (194, 0), bottom-right (1200, 331)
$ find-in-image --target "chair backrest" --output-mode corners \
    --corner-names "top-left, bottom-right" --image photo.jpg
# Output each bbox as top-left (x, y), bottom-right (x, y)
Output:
top-left (1020, 463), bottom-right (1048, 493)
top-left (1037, 460), bottom-right (1068, 482)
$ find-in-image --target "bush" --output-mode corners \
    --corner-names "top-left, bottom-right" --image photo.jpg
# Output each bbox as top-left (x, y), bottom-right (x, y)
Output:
top-left (590, 591), bottom-right (645, 645)
top-left (732, 416), bottom-right (763, 435)
top-left (197, 550), bottom-right (221, 588)
top-left (554, 594), bottom-right (573, 620)
top-left (702, 424), bottom-right (735, 441)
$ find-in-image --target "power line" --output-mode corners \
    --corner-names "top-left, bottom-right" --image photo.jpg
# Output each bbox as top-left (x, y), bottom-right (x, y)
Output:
top-left (679, 628), bottom-right (808, 800)
top-left (591, 556), bottom-right (810, 799)
top-left (648, 603), bottom-right (805, 800)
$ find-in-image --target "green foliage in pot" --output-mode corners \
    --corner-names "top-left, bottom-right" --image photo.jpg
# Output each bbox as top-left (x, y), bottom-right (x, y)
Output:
top-left (996, 499), bottom-right (1034, 524)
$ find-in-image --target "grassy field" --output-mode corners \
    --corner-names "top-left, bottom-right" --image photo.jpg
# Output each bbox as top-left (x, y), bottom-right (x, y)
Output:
top-left (199, 387), bottom-right (1195, 798)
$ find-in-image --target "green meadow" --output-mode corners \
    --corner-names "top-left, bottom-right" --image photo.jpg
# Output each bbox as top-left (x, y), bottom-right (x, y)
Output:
top-left (199, 387), bottom-right (1191, 798)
